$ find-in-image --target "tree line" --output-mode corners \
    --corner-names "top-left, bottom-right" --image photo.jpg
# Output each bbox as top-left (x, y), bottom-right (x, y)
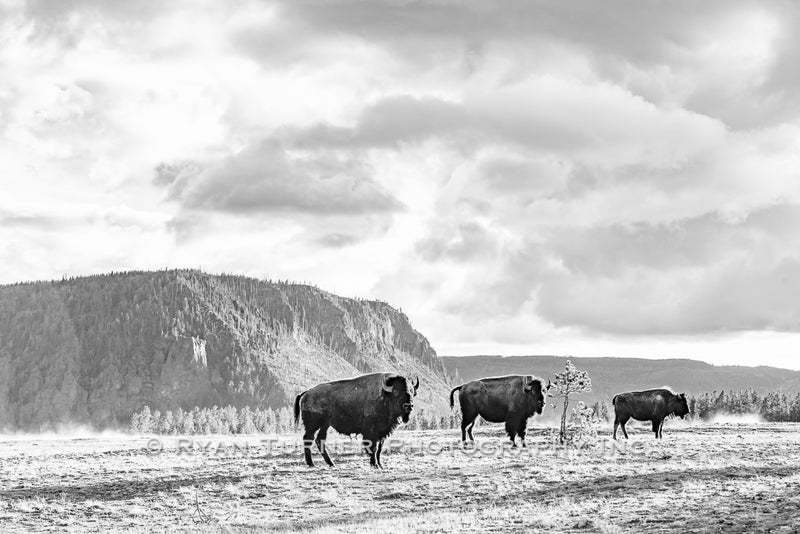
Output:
top-left (131, 389), bottom-right (800, 436)
top-left (130, 386), bottom-right (800, 436)
top-left (585, 389), bottom-right (800, 423)
top-left (129, 405), bottom-right (462, 435)
top-left (688, 389), bottom-right (800, 422)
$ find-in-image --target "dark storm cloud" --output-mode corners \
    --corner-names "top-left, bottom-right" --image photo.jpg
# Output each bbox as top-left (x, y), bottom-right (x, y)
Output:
top-left (155, 141), bottom-right (402, 216)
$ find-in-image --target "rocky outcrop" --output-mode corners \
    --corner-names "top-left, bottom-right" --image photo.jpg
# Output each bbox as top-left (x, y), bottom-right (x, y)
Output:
top-left (0, 270), bottom-right (450, 430)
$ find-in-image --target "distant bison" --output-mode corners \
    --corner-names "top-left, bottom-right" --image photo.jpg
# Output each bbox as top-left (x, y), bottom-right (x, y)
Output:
top-left (612, 388), bottom-right (690, 440)
top-left (450, 375), bottom-right (551, 447)
top-left (294, 373), bottom-right (419, 468)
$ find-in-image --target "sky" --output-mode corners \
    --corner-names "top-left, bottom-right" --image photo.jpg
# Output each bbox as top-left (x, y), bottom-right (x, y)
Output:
top-left (1, 0), bottom-right (800, 369)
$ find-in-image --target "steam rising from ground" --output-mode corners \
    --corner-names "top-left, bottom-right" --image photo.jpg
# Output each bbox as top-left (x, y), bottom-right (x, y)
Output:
top-left (0, 413), bottom-right (769, 440)
top-left (665, 413), bottom-right (766, 428)
top-left (0, 424), bottom-right (129, 441)
top-left (707, 413), bottom-right (765, 425)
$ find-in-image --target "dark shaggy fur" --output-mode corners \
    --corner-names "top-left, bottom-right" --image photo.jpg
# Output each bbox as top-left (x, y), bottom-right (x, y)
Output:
top-left (294, 373), bottom-right (418, 468)
top-left (612, 387), bottom-right (690, 440)
top-left (450, 375), bottom-right (547, 447)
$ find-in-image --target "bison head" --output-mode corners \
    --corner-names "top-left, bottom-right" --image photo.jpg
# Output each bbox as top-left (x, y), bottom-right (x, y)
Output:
top-left (382, 375), bottom-right (419, 423)
top-left (672, 393), bottom-right (690, 418)
top-left (523, 376), bottom-right (546, 415)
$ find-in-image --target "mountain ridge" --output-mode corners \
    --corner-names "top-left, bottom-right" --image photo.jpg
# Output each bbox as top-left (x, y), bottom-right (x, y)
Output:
top-left (0, 269), bottom-right (450, 430)
top-left (442, 355), bottom-right (800, 407)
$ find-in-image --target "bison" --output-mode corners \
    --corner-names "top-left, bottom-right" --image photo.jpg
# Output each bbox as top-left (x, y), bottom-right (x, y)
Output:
top-left (294, 373), bottom-right (419, 468)
top-left (612, 388), bottom-right (690, 440)
top-left (450, 375), bottom-right (551, 447)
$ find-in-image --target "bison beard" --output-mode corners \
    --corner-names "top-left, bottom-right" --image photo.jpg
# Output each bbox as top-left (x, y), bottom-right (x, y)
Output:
top-left (294, 373), bottom-right (419, 468)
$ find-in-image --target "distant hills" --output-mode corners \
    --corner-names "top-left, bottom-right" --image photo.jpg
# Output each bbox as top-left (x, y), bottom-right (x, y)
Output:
top-left (442, 355), bottom-right (800, 407)
top-left (0, 270), bottom-right (450, 431)
top-left (4, 269), bottom-right (799, 432)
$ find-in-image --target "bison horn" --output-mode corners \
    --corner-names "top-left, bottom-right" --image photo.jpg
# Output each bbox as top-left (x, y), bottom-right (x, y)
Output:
top-left (412, 376), bottom-right (420, 393)
top-left (523, 375), bottom-right (534, 391)
top-left (382, 375), bottom-right (395, 394)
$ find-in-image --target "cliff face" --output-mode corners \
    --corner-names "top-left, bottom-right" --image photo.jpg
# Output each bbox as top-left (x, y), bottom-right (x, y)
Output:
top-left (0, 270), bottom-right (450, 430)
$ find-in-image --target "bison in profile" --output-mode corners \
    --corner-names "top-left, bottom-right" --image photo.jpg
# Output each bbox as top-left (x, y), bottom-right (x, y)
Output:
top-left (612, 388), bottom-right (690, 440)
top-left (294, 373), bottom-right (419, 468)
top-left (450, 375), bottom-right (550, 447)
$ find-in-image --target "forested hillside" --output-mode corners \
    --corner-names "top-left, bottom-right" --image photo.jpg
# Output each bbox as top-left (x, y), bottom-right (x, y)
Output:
top-left (443, 355), bottom-right (800, 408)
top-left (0, 270), bottom-right (450, 430)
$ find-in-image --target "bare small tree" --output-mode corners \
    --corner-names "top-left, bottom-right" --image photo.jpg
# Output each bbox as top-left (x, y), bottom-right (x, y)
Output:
top-left (552, 360), bottom-right (592, 444)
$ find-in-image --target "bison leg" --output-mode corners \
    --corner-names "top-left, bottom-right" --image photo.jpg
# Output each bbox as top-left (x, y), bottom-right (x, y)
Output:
top-left (302, 427), bottom-right (317, 467)
top-left (657, 419), bottom-right (665, 439)
top-left (518, 420), bottom-right (528, 448)
top-left (615, 417), bottom-right (630, 439)
top-left (505, 420), bottom-right (518, 448)
top-left (461, 410), bottom-right (478, 444)
top-left (362, 437), bottom-right (378, 468)
top-left (315, 425), bottom-right (334, 467)
top-left (375, 439), bottom-right (384, 468)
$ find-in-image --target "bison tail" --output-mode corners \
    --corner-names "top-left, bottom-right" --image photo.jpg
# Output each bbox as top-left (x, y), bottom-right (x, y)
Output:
top-left (294, 391), bottom-right (306, 427)
top-left (612, 394), bottom-right (619, 406)
top-left (449, 386), bottom-right (462, 409)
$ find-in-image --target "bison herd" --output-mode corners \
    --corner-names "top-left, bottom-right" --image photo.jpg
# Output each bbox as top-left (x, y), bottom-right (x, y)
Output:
top-left (294, 372), bottom-right (690, 467)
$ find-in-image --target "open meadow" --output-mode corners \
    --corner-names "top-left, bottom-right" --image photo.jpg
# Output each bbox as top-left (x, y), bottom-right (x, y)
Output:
top-left (1, 423), bottom-right (799, 533)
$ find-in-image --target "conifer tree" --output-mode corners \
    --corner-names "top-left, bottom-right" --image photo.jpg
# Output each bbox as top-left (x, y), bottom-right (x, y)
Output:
top-left (551, 360), bottom-right (592, 444)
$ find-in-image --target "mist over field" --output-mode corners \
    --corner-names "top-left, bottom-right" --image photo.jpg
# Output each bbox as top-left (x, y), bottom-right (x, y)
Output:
top-left (0, 426), bottom-right (129, 440)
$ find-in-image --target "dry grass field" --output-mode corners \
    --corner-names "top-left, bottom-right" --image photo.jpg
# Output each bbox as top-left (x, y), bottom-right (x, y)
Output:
top-left (1, 422), bottom-right (799, 533)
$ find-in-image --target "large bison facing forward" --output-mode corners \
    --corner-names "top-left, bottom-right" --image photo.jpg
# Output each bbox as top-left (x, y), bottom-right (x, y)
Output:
top-left (450, 375), bottom-right (550, 447)
top-left (294, 373), bottom-right (419, 468)
top-left (613, 388), bottom-right (690, 440)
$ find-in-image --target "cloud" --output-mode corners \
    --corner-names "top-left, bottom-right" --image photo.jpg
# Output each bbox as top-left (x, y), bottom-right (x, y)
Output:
top-left (536, 256), bottom-right (800, 335)
top-left (415, 221), bottom-right (499, 262)
top-left (0, 210), bottom-right (64, 229)
top-left (291, 96), bottom-right (465, 148)
top-left (155, 141), bottom-right (403, 216)
top-left (315, 233), bottom-right (360, 248)
top-left (258, 0), bottom-right (798, 130)
top-left (465, 204), bottom-right (800, 336)
top-left (0, 208), bottom-right (95, 230)
top-left (5, 0), bottom-right (800, 366)
top-left (22, 0), bottom-right (165, 22)
top-left (290, 83), bottom-right (726, 171)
